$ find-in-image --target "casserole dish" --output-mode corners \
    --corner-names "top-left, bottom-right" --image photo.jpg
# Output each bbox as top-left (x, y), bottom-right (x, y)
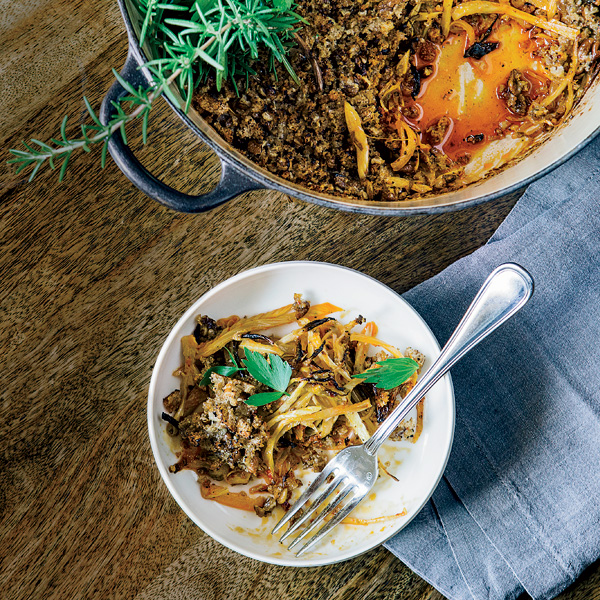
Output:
top-left (100, 0), bottom-right (600, 215)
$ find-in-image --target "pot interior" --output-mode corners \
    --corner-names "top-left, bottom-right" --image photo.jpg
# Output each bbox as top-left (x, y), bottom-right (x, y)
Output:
top-left (122, 0), bottom-right (600, 214)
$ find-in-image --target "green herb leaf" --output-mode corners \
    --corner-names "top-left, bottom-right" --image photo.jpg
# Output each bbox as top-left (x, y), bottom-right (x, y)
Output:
top-left (199, 365), bottom-right (240, 386)
top-left (242, 349), bottom-right (292, 393)
top-left (245, 391), bottom-right (285, 407)
top-left (352, 357), bottom-right (420, 390)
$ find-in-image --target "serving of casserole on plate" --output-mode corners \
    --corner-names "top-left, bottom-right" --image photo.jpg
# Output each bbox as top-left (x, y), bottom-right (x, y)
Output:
top-left (147, 262), bottom-right (454, 565)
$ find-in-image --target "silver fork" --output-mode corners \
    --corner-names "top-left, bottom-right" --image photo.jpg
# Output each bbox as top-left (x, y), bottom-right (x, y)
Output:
top-left (272, 263), bottom-right (534, 556)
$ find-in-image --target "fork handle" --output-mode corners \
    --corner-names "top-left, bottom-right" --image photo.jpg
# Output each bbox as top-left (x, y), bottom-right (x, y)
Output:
top-left (364, 263), bottom-right (534, 456)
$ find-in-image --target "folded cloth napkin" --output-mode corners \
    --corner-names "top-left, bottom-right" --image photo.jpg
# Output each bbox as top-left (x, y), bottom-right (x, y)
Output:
top-left (384, 134), bottom-right (600, 600)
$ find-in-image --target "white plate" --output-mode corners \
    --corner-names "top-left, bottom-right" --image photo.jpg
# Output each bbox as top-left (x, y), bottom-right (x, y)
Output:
top-left (147, 261), bottom-right (455, 566)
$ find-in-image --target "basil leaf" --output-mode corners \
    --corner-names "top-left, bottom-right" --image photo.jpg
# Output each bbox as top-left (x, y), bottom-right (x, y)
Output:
top-left (242, 349), bottom-right (292, 393)
top-left (352, 357), bottom-right (419, 390)
top-left (199, 365), bottom-right (240, 386)
top-left (245, 391), bottom-right (285, 407)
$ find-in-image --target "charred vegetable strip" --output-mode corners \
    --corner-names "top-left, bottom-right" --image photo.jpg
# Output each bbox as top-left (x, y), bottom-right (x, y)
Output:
top-left (161, 412), bottom-right (179, 428)
top-left (293, 32), bottom-right (324, 92)
top-left (464, 41), bottom-right (499, 59)
top-left (241, 333), bottom-right (275, 344)
top-left (304, 317), bottom-right (336, 331)
top-left (197, 303), bottom-right (341, 359)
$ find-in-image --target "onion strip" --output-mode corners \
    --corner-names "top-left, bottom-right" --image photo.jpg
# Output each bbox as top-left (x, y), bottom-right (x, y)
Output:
top-left (412, 182), bottom-right (432, 193)
top-left (269, 381), bottom-right (309, 418)
top-left (345, 101), bottom-right (369, 179)
top-left (238, 339), bottom-right (283, 355)
top-left (391, 121), bottom-right (419, 171)
top-left (546, 0), bottom-right (557, 20)
top-left (265, 422), bottom-right (295, 475)
top-left (296, 399), bottom-right (371, 424)
top-left (413, 399), bottom-right (425, 443)
top-left (451, 1), bottom-right (579, 40)
top-left (541, 39), bottom-right (578, 108)
top-left (450, 19), bottom-right (476, 43)
top-left (350, 333), bottom-right (404, 358)
top-left (268, 406), bottom-right (322, 429)
top-left (386, 177), bottom-right (411, 189)
top-left (441, 0), bottom-right (454, 37)
top-left (346, 410), bottom-right (371, 443)
top-left (355, 321), bottom-right (377, 373)
top-left (380, 83), bottom-right (403, 111)
top-left (563, 81), bottom-right (575, 119)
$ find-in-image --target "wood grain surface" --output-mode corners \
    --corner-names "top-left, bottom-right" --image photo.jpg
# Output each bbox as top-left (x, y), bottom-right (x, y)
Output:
top-left (1, 2), bottom-right (599, 600)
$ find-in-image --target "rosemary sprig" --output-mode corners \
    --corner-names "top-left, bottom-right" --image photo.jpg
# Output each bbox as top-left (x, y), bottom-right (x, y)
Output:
top-left (8, 0), bottom-right (301, 182)
top-left (8, 71), bottom-right (174, 182)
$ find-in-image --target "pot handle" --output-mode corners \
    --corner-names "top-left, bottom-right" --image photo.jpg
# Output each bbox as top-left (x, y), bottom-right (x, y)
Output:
top-left (99, 52), bottom-right (263, 213)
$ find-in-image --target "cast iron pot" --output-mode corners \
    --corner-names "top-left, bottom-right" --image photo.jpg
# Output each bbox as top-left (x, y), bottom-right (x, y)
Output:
top-left (100, 0), bottom-right (600, 215)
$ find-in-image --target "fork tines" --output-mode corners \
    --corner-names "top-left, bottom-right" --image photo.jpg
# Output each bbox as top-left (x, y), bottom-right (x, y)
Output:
top-left (272, 466), bottom-right (359, 556)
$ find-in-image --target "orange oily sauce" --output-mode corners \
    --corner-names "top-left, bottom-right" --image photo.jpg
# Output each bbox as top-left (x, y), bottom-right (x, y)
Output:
top-left (403, 21), bottom-right (551, 162)
top-left (200, 480), bottom-right (267, 512)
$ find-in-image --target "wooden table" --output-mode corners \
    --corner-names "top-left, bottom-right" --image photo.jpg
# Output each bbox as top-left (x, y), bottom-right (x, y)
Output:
top-left (2, 2), bottom-right (599, 599)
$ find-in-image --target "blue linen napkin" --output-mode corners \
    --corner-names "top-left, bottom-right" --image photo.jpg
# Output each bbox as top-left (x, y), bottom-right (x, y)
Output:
top-left (384, 134), bottom-right (600, 600)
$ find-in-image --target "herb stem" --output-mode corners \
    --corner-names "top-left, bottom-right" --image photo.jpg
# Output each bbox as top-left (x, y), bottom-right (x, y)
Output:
top-left (292, 32), bottom-right (323, 92)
